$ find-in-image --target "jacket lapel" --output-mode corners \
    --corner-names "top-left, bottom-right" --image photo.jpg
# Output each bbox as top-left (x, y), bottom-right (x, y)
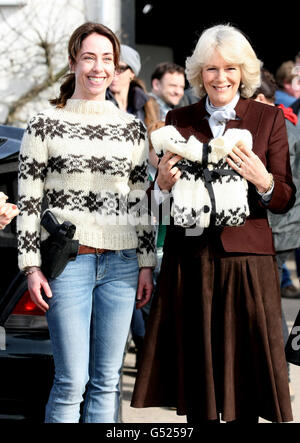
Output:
top-left (226, 97), bottom-right (251, 130)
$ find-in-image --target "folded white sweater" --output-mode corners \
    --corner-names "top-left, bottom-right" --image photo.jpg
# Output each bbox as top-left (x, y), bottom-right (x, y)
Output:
top-left (151, 126), bottom-right (252, 228)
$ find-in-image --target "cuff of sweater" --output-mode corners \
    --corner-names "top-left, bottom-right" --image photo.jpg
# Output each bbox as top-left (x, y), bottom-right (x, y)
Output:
top-left (137, 252), bottom-right (157, 269)
top-left (18, 253), bottom-right (42, 271)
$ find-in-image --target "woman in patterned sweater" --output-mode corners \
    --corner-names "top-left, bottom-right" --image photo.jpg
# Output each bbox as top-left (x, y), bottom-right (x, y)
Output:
top-left (17, 22), bottom-right (156, 423)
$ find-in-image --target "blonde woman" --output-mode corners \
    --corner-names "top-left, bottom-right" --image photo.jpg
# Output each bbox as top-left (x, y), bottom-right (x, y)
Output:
top-left (132, 24), bottom-right (295, 423)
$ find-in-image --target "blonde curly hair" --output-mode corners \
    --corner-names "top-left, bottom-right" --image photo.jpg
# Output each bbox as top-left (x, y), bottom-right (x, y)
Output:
top-left (186, 24), bottom-right (262, 99)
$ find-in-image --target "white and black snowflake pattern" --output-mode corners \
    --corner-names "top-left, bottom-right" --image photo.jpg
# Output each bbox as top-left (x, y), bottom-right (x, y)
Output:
top-left (45, 189), bottom-right (75, 211)
top-left (48, 155), bottom-right (84, 174)
top-left (17, 230), bottom-right (40, 254)
top-left (97, 192), bottom-right (128, 216)
top-left (18, 195), bottom-right (42, 216)
top-left (129, 162), bottom-right (148, 184)
top-left (179, 160), bottom-right (204, 181)
top-left (46, 189), bottom-right (95, 212)
top-left (136, 230), bottom-right (156, 255)
top-left (47, 154), bottom-right (132, 177)
top-left (173, 205), bottom-right (211, 228)
top-left (86, 156), bottom-right (131, 176)
top-left (214, 206), bottom-right (248, 227)
top-left (27, 115), bottom-right (146, 144)
top-left (18, 154), bottom-right (47, 181)
top-left (45, 189), bottom-right (131, 216)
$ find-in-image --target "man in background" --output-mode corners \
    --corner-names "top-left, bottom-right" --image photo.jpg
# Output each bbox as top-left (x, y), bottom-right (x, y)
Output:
top-left (275, 60), bottom-right (300, 107)
top-left (149, 61), bottom-right (185, 120)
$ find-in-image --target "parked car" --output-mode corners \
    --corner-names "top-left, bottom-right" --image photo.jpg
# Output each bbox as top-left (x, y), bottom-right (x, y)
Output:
top-left (0, 125), bottom-right (54, 422)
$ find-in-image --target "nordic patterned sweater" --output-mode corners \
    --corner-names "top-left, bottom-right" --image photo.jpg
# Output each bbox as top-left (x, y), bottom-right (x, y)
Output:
top-left (17, 99), bottom-right (156, 271)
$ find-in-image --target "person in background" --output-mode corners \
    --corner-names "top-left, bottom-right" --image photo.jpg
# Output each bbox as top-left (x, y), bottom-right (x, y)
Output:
top-left (147, 62), bottom-right (186, 177)
top-left (145, 62), bottom-right (186, 329)
top-left (143, 119), bottom-right (167, 326)
top-left (17, 22), bottom-right (155, 423)
top-left (292, 98), bottom-right (300, 123)
top-left (150, 61), bottom-right (185, 120)
top-left (132, 24), bottom-right (295, 423)
top-left (107, 44), bottom-right (159, 128)
top-left (291, 54), bottom-right (300, 127)
top-left (107, 44), bottom-right (159, 367)
top-left (253, 68), bottom-right (300, 297)
top-left (0, 192), bottom-right (19, 230)
top-left (252, 67), bottom-right (300, 399)
top-left (281, 261), bottom-right (300, 298)
top-left (275, 60), bottom-right (299, 107)
top-left (179, 87), bottom-right (200, 106)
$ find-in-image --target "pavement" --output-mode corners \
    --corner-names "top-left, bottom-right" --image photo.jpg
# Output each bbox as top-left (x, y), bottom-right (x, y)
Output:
top-left (121, 255), bottom-right (300, 424)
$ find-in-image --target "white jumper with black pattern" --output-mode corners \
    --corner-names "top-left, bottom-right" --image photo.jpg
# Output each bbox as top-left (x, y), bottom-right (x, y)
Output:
top-left (17, 99), bottom-right (156, 271)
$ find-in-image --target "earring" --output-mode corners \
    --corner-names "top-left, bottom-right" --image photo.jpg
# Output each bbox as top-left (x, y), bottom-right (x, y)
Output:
top-left (240, 83), bottom-right (245, 89)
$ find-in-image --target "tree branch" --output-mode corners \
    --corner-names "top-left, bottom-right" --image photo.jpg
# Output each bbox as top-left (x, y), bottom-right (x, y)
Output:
top-left (5, 64), bottom-right (68, 124)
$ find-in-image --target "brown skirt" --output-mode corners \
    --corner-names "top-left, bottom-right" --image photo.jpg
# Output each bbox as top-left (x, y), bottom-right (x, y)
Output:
top-left (131, 232), bottom-right (293, 422)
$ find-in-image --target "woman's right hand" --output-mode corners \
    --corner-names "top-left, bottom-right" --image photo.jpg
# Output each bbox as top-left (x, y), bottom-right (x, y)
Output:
top-left (27, 268), bottom-right (52, 313)
top-left (156, 151), bottom-right (182, 191)
top-left (0, 202), bottom-right (19, 230)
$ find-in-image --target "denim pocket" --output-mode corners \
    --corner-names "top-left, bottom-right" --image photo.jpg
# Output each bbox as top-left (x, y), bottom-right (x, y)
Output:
top-left (119, 248), bottom-right (137, 261)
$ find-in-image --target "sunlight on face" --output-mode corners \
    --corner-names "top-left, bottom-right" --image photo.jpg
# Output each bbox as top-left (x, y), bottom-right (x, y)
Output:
top-left (202, 51), bottom-right (242, 107)
top-left (70, 32), bottom-right (115, 101)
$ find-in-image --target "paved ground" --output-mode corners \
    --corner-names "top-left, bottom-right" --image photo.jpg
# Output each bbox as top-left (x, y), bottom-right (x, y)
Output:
top-left (121, 256), bottom-right (300, 424)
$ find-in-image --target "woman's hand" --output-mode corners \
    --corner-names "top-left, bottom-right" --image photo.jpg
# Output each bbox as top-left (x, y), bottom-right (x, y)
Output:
top-left (135, 267), bottom-right (154, 309)
top-left (0, 202), bottom-right (19, 230)
top-left (156, 151), bottom-right (182, 191)
top-left (226, 142), bottom-right (271, 193)
top-left (27, 268), bottom-right (52, 313)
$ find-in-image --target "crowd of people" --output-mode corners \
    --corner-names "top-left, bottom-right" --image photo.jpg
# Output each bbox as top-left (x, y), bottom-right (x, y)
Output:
top-left (1, 20), bottom-right (299, 423)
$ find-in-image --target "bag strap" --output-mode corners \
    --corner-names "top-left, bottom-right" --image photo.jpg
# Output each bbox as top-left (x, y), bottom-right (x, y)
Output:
top-left (202, 143), bottom-right (242, 225)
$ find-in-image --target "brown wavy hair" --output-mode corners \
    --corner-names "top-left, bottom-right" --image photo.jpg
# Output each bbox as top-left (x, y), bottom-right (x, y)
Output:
top-left (50, 22), bottom-right (120, 108)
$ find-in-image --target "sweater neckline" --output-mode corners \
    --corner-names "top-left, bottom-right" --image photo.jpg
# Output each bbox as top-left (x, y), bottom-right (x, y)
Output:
top-left (65, 99), bottom-right (118, 115)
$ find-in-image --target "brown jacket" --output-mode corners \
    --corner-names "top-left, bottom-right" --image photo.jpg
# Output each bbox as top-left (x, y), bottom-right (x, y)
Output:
top-left (161, 97), bottom-right (296, 255)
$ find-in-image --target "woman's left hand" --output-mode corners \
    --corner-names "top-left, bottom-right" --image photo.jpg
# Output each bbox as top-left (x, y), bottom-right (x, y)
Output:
top-left (135, 267), bottom-right (154, 309)
top-left (226, 142), bottom-right (271, 193)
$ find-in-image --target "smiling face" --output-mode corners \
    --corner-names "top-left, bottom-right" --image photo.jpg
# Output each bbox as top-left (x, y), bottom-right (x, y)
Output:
top-left (152, 72), bottom-right (185, 107)
top-left (202, 51), bottom-right (242, 107)
top-left (70, 32), bottom-right (115, 101)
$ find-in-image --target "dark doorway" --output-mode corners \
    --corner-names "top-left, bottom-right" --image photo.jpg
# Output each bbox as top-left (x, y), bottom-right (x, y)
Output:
top-left (135, 1), bottom-right (299, 76)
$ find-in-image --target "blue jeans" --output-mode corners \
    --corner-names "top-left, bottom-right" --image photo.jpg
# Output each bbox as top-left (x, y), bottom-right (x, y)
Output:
top-left (45, 250), bottom-right (138, 423)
